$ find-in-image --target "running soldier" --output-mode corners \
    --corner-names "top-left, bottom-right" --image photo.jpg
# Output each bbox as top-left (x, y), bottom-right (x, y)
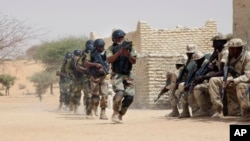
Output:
top-left (75, 40), bottom-right (94, 115)
top-left (84, 39), bottom-right (109, 120)
top-left (106, 29), bottom-right (137, 123)
top-left (56, 52), bottom-right (73, 110)
top-left (65, 49), bottom-right (83, 113)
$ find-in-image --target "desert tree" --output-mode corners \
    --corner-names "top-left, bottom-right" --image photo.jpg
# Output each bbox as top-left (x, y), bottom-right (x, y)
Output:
top-left (0, 12), bottom-right (43, 61)
top-left (0, 74), bottom-right (16, 96)
top-left (28, 36), bottom-right (87, 94)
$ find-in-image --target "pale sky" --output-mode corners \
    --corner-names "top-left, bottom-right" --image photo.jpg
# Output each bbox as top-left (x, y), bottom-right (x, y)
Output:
top-left (1, 0), bottom-right (233, 46)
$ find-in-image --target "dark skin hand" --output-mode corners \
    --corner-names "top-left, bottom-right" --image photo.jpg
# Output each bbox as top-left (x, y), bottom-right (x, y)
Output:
top-left (107, 39), bottom-right (136, 64)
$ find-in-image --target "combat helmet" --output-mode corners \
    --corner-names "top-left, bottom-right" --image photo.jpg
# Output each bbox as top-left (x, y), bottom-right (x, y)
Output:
top-left (192, 51), bottom-right (204, 61)
top-left (226, 38), bottom-right (246, 48)
top-left (84, 40), bottom-right (94, 53)
top-left (65, 52), bottom-right (73, 59)
top-left (112, 29), bottom-right (126, 41)
top-left (186, 44), bottom-right (196, 53)
top-left (73, 49), bottom-right (81, 56)
top-left (211, 33), bottom-right (232, 41)
top-left (211, 33), bottom-right (233, 49)
top-left (94, 39), bottom-right (105, 48)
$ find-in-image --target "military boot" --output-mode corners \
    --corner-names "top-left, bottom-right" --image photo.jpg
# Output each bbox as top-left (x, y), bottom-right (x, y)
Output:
top-left (178, 104), bottom-right (190, 118)
top-left (193, 104), bottom-right (209, 117)
top-left (100, 108), bottom-right (108, 120)
top-left (166, 106), bottom-right (179, 117)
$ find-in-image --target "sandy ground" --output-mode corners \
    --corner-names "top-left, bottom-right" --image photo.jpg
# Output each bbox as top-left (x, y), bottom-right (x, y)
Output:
top-left (0, 60), bottom-right (249, 141)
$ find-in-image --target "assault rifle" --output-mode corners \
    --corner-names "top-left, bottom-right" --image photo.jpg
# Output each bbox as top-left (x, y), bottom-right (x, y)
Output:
top-left (91, 51), bottom-right (109, 76)
top-left (154, 88), bottom-right (169, 103)
top-left (175, 57), bottom-right (192, 87)
top-left (185, 50), bottom-right (218, 96)
top-left (116, 40), bottom-right (133, 52)
top-left (221, 65), bottom-right (229, 116)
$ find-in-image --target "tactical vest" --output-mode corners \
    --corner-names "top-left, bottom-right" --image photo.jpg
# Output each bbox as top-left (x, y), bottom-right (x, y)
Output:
top-left (89, 50), bottom-right (108, 77)
top-left (69, 58), bottom-right (83, 79)
top-left (112, 44), bottom-right (132, 75)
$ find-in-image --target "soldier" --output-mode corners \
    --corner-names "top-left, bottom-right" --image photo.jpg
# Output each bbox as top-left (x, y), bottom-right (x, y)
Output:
top-left (56, 52), bottom-right (73, 110)
top-left (106, 29), bottom-right (137, 123)
top-left (84, 38), bottom-right (109, 120)
top-left (209, 38), bottom-right (250, 118)
top-left (192, 33), bottom-right (232, 117)
top-left (172, 44), bottom-right (198, 118)
top-left (75, 40), bottom-right (94, 115)
top-left (65, 49), bottom-right (83, 113)
top-left (163, 57), bottom-right (186, 117)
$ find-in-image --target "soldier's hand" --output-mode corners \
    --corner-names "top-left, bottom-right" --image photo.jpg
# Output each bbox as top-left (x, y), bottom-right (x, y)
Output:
top-left (225, 80), bottom-right (234, 87)
top-left (96, 64), bottom-right (103, 69)
top-left (194, 76), bottom-right (204, 84)
top-left (121, 48), bottom-right (130, 57)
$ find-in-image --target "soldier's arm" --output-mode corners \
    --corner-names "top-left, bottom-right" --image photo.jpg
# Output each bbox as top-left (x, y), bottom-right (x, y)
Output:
top-left (233, 52), bottom-right (250, 84)
top-left (84, 53), bottom-right (102, 68)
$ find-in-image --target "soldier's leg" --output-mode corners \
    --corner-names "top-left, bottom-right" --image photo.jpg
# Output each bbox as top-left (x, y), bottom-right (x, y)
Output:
top-left (86, 80), bottom-right (99, 116)
top-left (227, 85), bottom-right (241, 116)
top-left (179, 95), bottom-right (191, 118)
top-left (118, 74), bottom-right (135, 121)
top-left (193, 83), bottom-right (210, 117)
top-left (208, 77), bottom-right (223, 118)
top-left (235, 83), bottom-right (250, 117)
top-left (71, 80), bottom-right (83, 114)
top-left (177, 83), bottom-right (190, 118)
top-left (188, 92), bottom-right (199, 115)
top-left (99, 79), bottom-right (109, 120)
top-left (82, 77), bottom-right (92, 114)
top-left (166, 89), bottom-right (180, 117)
top-left (58, 80), bottom-right (65, 110)
top-left (111, 74), bottom-right (125, 123)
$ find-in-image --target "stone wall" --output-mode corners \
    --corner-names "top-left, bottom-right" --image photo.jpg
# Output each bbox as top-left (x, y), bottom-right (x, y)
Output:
top-left (233, 0), bottom-right (250, 45)
top-left (90, 20), bottom-right (217, 109)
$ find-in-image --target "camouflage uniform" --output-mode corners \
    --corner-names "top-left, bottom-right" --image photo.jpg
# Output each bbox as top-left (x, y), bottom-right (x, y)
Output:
top-left (106, 42), bottom-right (137, 123)
top-left (65, 51), bottom-right (83, 113)
top-left (176, 44), bottom-right (199, 118)
top-left (58, 59), bottom-right (72, 109)
top-left (193, 33), bottom-right (232, 117)
top-left (191, 51), bottom-right (212, 117)
top-left (209, 38), bottom-right (250, 118)
top-left (85, 39), bottom-right (109, 120)
top-left (165, 57), bottom-right (186, 117)
top-left (77, 52), bottom-right (92, 114)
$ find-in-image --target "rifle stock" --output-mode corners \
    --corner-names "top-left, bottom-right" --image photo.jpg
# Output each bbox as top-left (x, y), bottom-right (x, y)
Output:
top-left (221, 65), bottom-right (228, 116)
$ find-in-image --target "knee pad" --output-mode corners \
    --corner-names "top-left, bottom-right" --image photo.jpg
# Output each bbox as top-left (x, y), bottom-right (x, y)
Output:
top-left (122, 95), bottom-right (134, 108)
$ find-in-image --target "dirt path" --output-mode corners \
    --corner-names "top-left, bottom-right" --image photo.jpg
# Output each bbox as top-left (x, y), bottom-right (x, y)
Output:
top-left (1, 94), bottom-right (249, 141)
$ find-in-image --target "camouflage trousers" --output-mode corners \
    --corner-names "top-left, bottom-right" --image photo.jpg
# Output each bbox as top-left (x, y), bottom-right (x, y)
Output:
top-left (209, 76), bottom-right (247, 116)
top-left (82, 75), bottom-right (92, 110)
top-left (59, 78), bottom-right (71, 105)
top-left (69, 78), bottom-right (83, 106)
top-left (85, 75), bottom-right (108, 116)
top-left (176, 82), bottom-right (199, 113)
top-left (111, 72), bottom-right (135, 116)
top-left (193, 82), bottom-right (212, 113)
